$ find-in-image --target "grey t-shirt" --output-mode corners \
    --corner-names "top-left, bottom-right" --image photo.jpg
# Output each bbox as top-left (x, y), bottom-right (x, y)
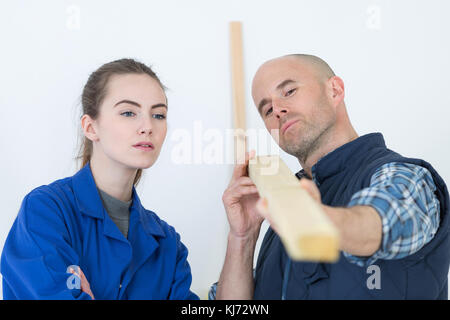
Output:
top-left (98, 188), bottom-right (132, 239)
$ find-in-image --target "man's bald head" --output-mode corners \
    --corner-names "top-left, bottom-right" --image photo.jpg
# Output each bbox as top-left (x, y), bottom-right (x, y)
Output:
top-left (251, 54), bottom-right (337, 104)
top-left (251, 54), bottom-right (354, 168)
top-left (283, 54), bottom-right (335, 81)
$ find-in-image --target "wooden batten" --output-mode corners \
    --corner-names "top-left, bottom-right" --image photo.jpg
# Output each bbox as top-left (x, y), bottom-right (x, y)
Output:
top-left (249, 155), bottom-right (340, 262)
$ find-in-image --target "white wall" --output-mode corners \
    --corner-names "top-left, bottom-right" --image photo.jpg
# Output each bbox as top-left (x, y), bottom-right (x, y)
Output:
top-left (1, 0), bottom-right (449, 299)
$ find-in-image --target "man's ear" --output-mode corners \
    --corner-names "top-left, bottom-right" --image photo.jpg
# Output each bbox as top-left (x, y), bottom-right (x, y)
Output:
top-left (81, 114), bottom-right (99, 142)
top-left (327, 76), bottom-right (345, 106)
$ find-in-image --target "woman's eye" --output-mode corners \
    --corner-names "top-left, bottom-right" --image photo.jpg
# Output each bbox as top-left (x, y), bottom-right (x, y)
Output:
top-left (285, 88), bottom-right (296, 97)
top-left (265, 107), bottom-right (273, 117)
top-left (121, 111), bottom-right (135, 117)
top-left (152, 114), bottom-right (166, 120)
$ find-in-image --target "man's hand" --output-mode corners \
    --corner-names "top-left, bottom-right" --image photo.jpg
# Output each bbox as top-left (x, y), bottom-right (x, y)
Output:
top-left (256, 177), bottom-right (382, 257)
top-left (217, 150), bottom-right (263, 299)
top-left (255, 178), bottom-right (321, 235)
top-left (222, 150), bottom-right (264, 239)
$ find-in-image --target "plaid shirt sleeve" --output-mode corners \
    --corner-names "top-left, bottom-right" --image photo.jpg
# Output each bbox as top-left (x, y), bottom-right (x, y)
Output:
top-left (344, 162), bottom-right (441, 267)
top-left (208, 282), bottom-right (217, 300)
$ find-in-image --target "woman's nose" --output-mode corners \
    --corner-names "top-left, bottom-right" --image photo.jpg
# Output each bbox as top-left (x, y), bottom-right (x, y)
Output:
top-left (139, 117), bottom-right (153, 135)
top-left (139, 127), bottom-right (152, 135)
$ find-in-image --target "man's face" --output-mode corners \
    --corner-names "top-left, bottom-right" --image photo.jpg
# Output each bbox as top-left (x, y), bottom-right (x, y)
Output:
top-left (251, 57), bottom-right (336, 161)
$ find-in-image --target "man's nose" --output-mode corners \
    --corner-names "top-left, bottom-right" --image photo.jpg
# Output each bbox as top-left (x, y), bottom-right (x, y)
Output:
top-left (272, 99), bottom-right (288, 119)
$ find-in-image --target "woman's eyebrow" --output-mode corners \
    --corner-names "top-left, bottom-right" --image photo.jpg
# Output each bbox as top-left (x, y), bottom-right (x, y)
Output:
top-left (152, 103), bottom-right (168, 110)
top-left (114, 99), bottom-right (167, 109)
top-left (114, 99), bottom-right (141, 108)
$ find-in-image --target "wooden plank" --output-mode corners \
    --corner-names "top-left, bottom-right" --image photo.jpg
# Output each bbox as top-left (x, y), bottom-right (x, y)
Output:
top-left (249, 155), bottom-right (340, 262)
top-left (229, 21), bottom-right (246, 163)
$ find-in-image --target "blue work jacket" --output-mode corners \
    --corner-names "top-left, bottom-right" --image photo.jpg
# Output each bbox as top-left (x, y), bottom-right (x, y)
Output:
top-left (1, 163), bottom-right (199, 300)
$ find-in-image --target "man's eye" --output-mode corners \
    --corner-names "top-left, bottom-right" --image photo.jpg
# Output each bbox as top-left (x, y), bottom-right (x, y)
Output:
top-left (265, 107), bottom-right (273, 117)
top-left (285, 88), bottom-right (296, 97)
top-left (121, 111), bottom-right (135, 117)
top-left (152, 114), bottom-right (166, 120)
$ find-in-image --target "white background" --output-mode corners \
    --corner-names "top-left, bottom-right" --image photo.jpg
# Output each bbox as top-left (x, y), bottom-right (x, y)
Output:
top-left (1, 0), bottom-right (449, 299)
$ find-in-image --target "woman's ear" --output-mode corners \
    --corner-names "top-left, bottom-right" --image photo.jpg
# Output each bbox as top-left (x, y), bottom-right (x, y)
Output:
top-left (81, 114), bottom-right (99, 142)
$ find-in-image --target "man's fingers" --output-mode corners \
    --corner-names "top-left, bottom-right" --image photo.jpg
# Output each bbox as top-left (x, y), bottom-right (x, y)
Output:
top-left (233, 177), bottom-right (255, 187)
top-left (256, 197), bottom-right (270, 219)
top-left (255, 198), bottom-right (281, 234)
top-left (226, 176), bottom-right (259, 199)
top-left (231, 150), bottom-right (256, 182)
top-left (299, 178), bottom-right (321, 202)
top-left (231, 152), bottom-right (249, 180)
top-left (229, 185), bottom-right (259, 198)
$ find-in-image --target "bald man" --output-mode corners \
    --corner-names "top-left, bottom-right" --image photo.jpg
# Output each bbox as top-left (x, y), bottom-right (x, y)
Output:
top-left (213, 54), bottom-right (450, 300)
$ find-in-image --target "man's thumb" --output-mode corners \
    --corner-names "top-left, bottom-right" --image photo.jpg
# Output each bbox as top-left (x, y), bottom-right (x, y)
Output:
top-left (299, 179), bottom-right (321, 202)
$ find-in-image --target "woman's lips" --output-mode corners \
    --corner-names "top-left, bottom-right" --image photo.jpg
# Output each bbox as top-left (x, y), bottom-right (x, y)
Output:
top-left (133, 142), bottom-right (154, 151)
top-left (133, 145), bottom-right (154, 151)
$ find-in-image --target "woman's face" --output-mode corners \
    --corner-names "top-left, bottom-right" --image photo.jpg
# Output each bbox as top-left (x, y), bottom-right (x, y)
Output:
top-left (89, 73), bottom-right (168, 170)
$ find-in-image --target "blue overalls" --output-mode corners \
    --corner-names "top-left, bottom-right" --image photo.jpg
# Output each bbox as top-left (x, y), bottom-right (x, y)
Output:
top-left (1, 163), bottom-right (199, 300)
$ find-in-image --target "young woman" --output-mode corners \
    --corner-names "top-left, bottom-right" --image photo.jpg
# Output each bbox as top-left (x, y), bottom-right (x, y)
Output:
top-left (1, 59), bottom-right (199, 300)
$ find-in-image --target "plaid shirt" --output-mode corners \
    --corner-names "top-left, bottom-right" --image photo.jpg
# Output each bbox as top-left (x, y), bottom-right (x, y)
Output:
top-left (343, 162), bottom-right (440, 267)
top-left (209, 162), bottom-right (440, 299)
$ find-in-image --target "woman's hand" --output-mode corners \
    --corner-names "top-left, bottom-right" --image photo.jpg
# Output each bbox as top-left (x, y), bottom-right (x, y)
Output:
top-left (69, 267), bottom-right (95, 300)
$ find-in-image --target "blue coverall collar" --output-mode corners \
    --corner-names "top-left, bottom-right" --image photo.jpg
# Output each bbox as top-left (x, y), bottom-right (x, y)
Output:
top-left (72, 162), bottom-right (165, 238)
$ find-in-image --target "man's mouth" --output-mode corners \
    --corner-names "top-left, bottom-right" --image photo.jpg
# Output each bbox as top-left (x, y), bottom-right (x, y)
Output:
top-left (281, 119), bottom-right (299, 135)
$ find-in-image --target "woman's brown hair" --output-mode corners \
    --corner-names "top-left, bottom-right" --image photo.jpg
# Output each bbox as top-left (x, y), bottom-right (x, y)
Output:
top-left (77, 58), bottom-right (166, 185)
